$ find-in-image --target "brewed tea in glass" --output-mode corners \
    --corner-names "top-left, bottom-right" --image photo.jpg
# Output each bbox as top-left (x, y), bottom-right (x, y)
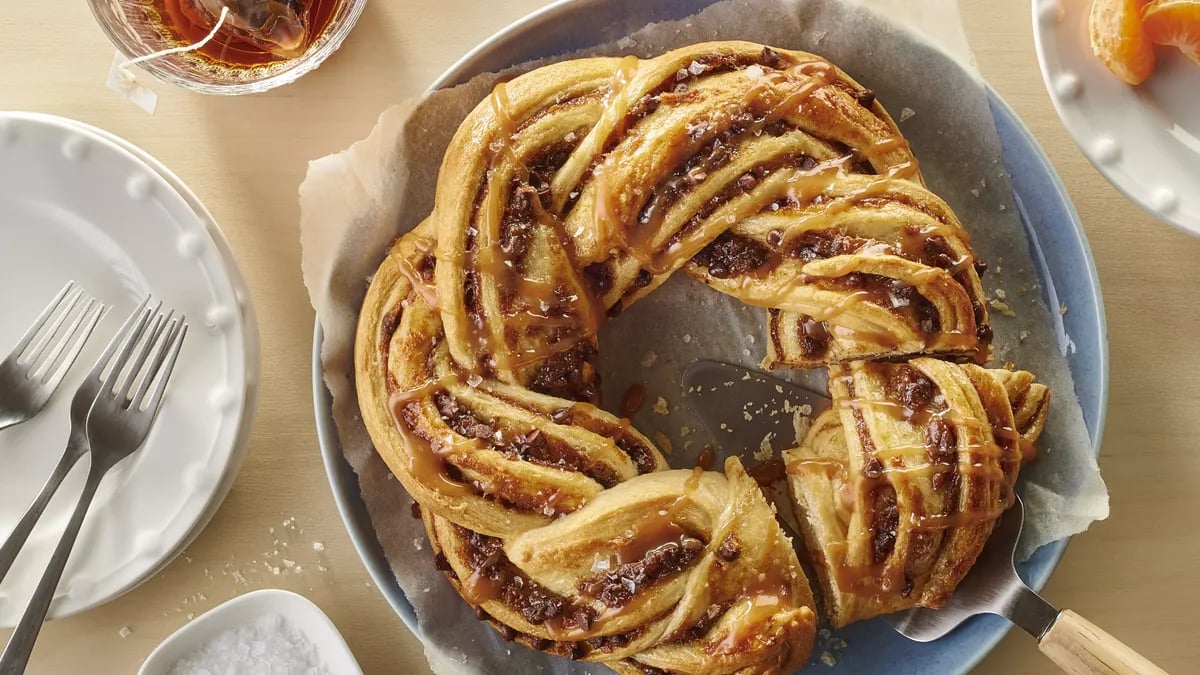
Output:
top-left (88, 0), bottom-right (366, 94)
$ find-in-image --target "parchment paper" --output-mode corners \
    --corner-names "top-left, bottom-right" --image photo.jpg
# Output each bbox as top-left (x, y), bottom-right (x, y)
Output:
top-left (299, 1), bottom-right (1109, 672)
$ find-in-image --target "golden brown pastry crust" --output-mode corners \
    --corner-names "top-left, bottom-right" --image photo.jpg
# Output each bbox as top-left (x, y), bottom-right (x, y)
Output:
top-left (783, 358), bottom-right (1049, 627)
top-left (354, 40), bottom-right (1010, 672)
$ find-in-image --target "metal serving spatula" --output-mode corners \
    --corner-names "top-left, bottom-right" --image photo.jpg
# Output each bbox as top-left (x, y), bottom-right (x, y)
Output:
top-left (683, 360), bottom-right (1166, 675)
top-left (681, 360), bottom-right (832, 461)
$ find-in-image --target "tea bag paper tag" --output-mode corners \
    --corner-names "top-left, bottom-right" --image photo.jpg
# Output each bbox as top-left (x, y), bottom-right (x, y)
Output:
top-left (104, 6), bottom-right (229, 114)
top-left (107, 53), bottom-right (159, 115)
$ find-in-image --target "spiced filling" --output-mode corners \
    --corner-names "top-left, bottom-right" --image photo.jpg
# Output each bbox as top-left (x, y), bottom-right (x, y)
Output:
top-left (884, 364), bottom-right (935, 411)
top-left (435, 392), bottom-right (496, 439)
top-left (816, 273), bottom-right (941, 334)
top-left (926, 418), bottom-right (960, 492)
top-left (666, 154), bottom-right (816, 251)
top-left (528, 341), bottom-right (599, 403)
top-left (869, 486), bottom-right (899, 564)
top-left (499, 186), bottom-right (537, 270)
top-left (798, 316), bottom-right (832, 359)
top-left (459, 527), bottom-right (592, 627)
top-left (580, 536), bottom-right (705, 607)
top-left (583, 261), bottom-right (615, 295)
top-left (586, 626), bottom-right (648, 653)
top-left (508, 428), bottom-right (621, 488)
top-left (618, 437), bottom-right (659, 475)
top-left (785, 229), bottom-right (868, 262)
top-left (692, 232), bottom-right (780, 279)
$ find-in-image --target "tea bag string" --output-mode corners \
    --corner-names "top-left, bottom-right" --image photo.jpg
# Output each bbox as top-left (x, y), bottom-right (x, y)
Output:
top-left (118, 6), bottom-right (230, 79)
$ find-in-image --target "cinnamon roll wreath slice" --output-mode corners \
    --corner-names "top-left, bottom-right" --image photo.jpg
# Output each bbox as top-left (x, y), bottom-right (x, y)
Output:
top-left (783, 359), bottom-right (1049, 627)
top-left (356, 40), bottom-right (1010, 674)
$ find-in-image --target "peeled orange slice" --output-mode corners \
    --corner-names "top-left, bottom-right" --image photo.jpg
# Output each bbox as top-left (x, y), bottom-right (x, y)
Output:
top-left (1090, 0), bottom-right (1156, 84)
top-left (1143, 0), bottom-right (1200, 65)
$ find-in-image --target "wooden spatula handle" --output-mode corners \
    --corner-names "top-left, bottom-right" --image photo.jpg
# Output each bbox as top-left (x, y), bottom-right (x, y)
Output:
top-left (1039, 610), bottom-right (1166, 674)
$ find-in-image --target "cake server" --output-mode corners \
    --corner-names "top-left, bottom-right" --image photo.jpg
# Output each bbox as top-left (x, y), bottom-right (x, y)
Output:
top-left (681, 359), bottom-right (831, 465)
top-left (886, 496), bottom-right (1165, 673)
top-left (682, 359), bottom-right (1166, 674)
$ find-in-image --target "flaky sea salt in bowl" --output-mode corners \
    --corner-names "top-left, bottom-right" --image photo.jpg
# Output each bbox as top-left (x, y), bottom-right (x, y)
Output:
top-left (139, 590), bottom-right (362, 675)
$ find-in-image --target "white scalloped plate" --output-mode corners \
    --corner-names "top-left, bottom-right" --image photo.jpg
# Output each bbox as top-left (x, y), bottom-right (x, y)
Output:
top-left (1033, 0), bottom-right (1200, 235)
top-left (0, 112), bottom-right (259, 624)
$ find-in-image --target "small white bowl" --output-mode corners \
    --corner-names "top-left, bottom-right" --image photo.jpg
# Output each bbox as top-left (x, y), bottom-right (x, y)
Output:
top-left (138, 589), bottom-right (362, 675)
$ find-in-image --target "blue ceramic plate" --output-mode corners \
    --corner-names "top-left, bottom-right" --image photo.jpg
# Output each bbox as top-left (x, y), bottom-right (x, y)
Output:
top-left (313, 0), bottom-right (1107, 671)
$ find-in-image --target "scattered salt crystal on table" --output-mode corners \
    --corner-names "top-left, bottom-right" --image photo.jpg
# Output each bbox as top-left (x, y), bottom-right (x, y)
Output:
top-left (168, 614), bottom-right (329, 675)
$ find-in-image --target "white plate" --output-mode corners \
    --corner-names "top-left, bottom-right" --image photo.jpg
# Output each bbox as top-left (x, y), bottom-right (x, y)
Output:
top-left (138, 589), bottom-right (362, 675)
top-left (1033, 0), bottom-right (1200, 235)
top-left (52, 117), bottom-right (262, 581)
top-left (0, 112), bottom-right (259, 624)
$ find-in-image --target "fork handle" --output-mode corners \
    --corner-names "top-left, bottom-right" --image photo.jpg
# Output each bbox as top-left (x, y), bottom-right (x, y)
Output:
top-left (0, 445), bottom-right (86, 585)
top-left (1039, 610), bottom-right (1167, 675)
top-left (0, 467), bottom-right (103, 674)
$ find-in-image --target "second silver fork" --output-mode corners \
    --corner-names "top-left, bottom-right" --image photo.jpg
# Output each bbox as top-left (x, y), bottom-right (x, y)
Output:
top-left (0, 299), bottom-right (187, 674)
top-left (0, 298), bottom-right (151, 585)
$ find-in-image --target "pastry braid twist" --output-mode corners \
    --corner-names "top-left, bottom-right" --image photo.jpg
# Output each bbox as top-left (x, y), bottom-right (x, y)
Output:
top-left (356, 40), bottom-right (1004, 673)
top-left (784, 359), bottom-right (1049, 627)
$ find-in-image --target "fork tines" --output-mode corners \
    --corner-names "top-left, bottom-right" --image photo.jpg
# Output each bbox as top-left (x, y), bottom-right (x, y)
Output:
top-left (4, 282), bottom-right (107, 386)
top-left (101, 301), bottom-right (188, 413)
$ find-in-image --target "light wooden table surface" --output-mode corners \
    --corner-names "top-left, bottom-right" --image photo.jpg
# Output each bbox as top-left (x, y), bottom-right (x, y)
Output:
top-left (1, 1), bottom-right (1196, 673)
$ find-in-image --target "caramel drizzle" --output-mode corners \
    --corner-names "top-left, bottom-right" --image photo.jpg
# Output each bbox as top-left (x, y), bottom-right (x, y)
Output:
top-left (713, 519), bottom-right (794, 654)
top-left (786, 456), bottom-right (848, 477)
top-left (828, 324), bottom-right (901, 352)
top-left (791, 364), bottom-right (1024, 598)
top-left (755, 233), bottom-right (980, 354)
top-left (542, 467), bottom-right (706, 641)
top-left (765, 163), bottom-right (985, 355)
top-left (787, 457), bottom-right (856, 514)
top-left (389, 375), bottom-right (476, 498)
top-left (393, 238), bottom-right (440, 310)
top-left (588, 57), bottom-right (879, 279)
top-left (837, 399), bottom-right (1013, 511)
top-left (521, 51), bottom-right (959, 370)
top-left (462, 564), bottom-right (502, 605)
top-left (475, 52), bottom-right (968, 375)
top-left (620, 60), bottom-right (852, 276)
top-left (592, 55), bottom-right (642, 255)
top-left (473, 83), bottom-right (606, 376)
top-left (591, 466), bottom-right (705, 573)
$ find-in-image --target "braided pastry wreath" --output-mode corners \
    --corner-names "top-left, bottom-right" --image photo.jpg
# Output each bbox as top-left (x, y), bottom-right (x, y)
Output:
top-left (355, 41), bottom-right (1050, 674)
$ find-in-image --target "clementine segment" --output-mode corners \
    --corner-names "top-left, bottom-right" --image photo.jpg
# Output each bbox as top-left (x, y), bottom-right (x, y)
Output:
top-left (1090, 0), bottom-right (1157, 84)
top-left (1143, 0), bottom-right (1200, 64)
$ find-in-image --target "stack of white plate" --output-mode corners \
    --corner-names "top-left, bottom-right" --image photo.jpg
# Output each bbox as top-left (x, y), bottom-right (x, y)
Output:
top-left (0, 112), bottom-right (259, 625)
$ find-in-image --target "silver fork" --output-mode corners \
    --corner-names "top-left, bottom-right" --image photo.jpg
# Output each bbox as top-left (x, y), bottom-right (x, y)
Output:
top-left (0, 297), bottom-right (149, 585)
top-left (0, 301), bottom-right (187, 675)
top-left (0, 282), bottom-right (107, 431)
